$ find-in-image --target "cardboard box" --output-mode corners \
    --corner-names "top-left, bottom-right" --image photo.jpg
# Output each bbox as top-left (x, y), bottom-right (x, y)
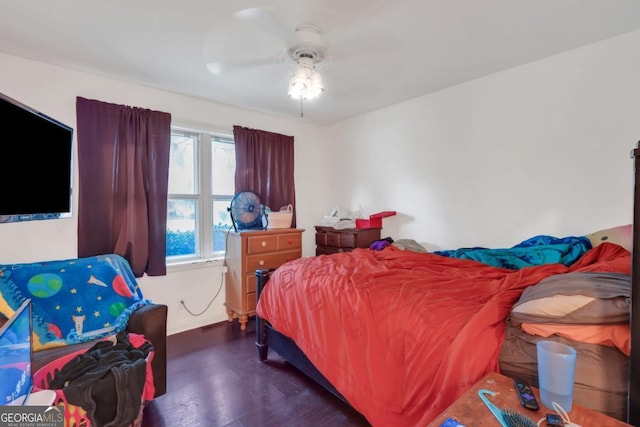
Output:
top-left (355, 211), bottom-right (397, 229)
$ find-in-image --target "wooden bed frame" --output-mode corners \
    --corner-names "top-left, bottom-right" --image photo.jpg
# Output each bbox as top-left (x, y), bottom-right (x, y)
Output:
top-left (256, 145), bottom-right (640, 424)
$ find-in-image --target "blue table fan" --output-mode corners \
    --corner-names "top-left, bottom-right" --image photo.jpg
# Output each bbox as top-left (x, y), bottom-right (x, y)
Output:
top-left (228, 191), bottom-right (267, 232)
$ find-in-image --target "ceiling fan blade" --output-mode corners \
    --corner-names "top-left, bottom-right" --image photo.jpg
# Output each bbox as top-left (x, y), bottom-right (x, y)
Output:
top-left (302, 0), bottom-right (389, 30)
top-left (233, 7), bottom-right (292, 44)
top-left (206, 57), bottom-right (284, 76)
top-left (202, 16), bottom-right (287, 76)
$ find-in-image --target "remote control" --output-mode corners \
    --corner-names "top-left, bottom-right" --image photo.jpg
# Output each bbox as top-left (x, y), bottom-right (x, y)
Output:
top-left (513, 378), bottom-right (540, 411)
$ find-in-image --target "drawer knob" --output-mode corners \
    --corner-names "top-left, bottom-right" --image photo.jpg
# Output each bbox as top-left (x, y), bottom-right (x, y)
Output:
top-left (259, 260), bottom-right (265, 266)
top-left (261, 241), bottom-right (267, 247)
top-left (287, 239), bottom-right (293, 244)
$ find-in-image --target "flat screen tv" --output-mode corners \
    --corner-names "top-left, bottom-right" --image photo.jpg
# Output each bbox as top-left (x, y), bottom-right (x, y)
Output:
top-left (0, 92), bottom-right (73, 223)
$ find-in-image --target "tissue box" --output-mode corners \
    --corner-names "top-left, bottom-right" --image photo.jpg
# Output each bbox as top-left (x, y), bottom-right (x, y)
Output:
top-left (355, 211), bottom-right (397, 229)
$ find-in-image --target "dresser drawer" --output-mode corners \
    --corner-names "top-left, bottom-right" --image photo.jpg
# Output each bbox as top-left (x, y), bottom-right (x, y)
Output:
top-left (247, 234), bottom-right (278, 254)
top-left (245, 250), bottom-right (301, 273)
top-left (244, 273), bottom-right (258, 294)
top-left (278, 232), bottom-right (302, 250)
top-left (315, 228), bottom-right (359, 247)
top-left (315, 226), bottom-right (381, 250)
top-left (246, 292), bottom-right (256, 312)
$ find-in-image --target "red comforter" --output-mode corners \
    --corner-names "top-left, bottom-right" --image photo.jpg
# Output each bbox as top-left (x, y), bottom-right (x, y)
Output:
top-left (256, 243), bottom-right (630, 426)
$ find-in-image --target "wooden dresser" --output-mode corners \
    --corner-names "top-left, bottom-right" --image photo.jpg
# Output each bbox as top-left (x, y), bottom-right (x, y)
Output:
top-left (224, 228), bottom-right (304, 330)
top-left (315, 226), bottom-right (381, 255)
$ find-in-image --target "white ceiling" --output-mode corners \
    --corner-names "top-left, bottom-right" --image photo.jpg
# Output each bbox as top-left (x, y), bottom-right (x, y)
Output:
top-left (2, 0), bottom-right (640, 125)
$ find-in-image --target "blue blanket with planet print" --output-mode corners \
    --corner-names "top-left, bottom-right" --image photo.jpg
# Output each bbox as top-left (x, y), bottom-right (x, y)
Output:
top-left (0, 254), bottom-right (151, 351)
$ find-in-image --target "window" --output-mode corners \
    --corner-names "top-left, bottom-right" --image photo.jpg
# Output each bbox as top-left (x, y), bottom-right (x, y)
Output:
top-left (166, 127), bottom-right (235, 262)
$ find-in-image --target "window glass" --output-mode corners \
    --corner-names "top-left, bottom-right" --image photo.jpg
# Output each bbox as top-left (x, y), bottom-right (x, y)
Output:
top-left (166, 198), bottom-right (198, 257)
top-left (212, 139), bottom-right (235, 195)
top-left (168, 133), bottom-right (197, 195)
top-left (212, 198), bottom-right (233, 252)
top-left (166, 128), bottom-right (235, 262)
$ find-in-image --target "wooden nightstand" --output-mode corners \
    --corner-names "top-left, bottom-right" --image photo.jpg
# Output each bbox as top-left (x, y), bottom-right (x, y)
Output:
top-left (224, 228), bottom-right (304, 330)
top-left (314, 226), bottom-right (381, 255)
top-left (429, 371), bottom-right (631, 427)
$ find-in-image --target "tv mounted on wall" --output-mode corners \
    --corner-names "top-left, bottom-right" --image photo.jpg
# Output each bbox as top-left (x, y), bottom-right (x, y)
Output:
top-left (0, 92), bottom-right (73, 223)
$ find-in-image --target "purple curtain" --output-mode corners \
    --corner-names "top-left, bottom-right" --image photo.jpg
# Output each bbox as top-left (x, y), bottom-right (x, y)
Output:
top-left (76, 97), bottom-right (171, 277)
top-left (233, 126), bottom-right (296, 227)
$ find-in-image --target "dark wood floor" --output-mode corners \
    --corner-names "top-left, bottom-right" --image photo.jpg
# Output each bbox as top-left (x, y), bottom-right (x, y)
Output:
top-left (141, 319), bottom-right (371, 427)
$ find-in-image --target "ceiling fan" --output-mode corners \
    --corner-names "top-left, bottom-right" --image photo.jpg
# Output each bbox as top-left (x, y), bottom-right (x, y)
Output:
top-left (205, 9), bottom-right (330, 101)
top-left (202, 3), bottom-right (402, 111)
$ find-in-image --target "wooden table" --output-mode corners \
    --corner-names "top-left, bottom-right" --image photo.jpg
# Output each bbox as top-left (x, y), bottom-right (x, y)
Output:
top-left (429, 371), bottom-right (632, 427)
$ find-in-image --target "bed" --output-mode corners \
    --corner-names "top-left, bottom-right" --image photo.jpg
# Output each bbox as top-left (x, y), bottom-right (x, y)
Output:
top-left (254, 151), bottom-right (640, 427)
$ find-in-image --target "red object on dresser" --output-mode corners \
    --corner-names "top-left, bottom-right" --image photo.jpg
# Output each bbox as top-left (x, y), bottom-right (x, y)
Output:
top-left (355, 210), bottom-right (397, 229)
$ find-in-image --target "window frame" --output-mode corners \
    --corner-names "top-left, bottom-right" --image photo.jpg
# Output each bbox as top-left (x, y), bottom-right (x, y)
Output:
top-left (167, 125), bottom-right (235, 265)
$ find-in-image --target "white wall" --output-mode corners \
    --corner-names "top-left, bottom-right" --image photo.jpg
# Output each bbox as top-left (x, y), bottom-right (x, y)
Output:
top-left (1, 29), bottom-right (639, 334)
top-left (325, 30), bottom-right (640, 251)
top-left (0, 53), bottom-right (329, 335)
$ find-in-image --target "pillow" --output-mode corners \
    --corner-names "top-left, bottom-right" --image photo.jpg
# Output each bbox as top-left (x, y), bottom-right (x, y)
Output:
top-left (392, 239), bottom-right (428, 253)
top-left (513, 294), bottom-right (597, 317)
top-left (510, 272), bottom-right (631, 325)
top-left (585, 224), bottom-right (632, 252)
top-left (520, 323), bottom-right (630, 356)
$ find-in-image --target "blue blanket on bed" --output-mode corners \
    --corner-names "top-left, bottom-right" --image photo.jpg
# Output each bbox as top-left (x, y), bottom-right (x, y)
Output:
top-left (433, 235), bottom-right (592, 269)
top-left (0, 254), bottom-right (151, 351)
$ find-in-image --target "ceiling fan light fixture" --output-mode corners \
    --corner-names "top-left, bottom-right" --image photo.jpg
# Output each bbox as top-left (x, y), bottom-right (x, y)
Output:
top-left (288, 76), bottom-right (307, 99)
top-left (307, 71), bottom-right (324, 99)
top-left (288, 66), bottom-right (309, 99)
top-left (288, 60), bottom-right (323, 100)
top-left (293, 66), bottom-right (310, 82)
